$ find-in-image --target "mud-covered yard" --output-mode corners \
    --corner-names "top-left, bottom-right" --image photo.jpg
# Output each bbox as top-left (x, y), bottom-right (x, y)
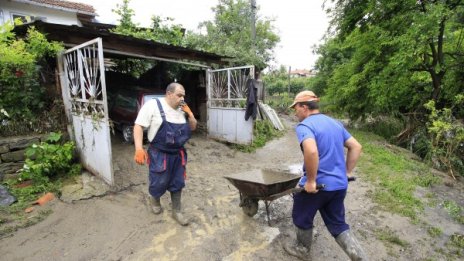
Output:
top-left (0, 116), bottom-right (463, 261)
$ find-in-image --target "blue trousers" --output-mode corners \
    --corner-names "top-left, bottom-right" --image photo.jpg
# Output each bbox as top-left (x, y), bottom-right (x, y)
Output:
top-left (292, 189), bottom-right (349, 237)
top-left (148, 147), bottom-right (186, 198)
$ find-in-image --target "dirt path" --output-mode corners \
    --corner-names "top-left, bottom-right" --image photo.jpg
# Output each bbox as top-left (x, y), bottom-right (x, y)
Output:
top-left (0, 116), bottom-right (463, 261)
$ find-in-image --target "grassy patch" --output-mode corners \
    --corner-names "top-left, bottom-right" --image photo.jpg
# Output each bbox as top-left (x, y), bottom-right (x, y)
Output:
top-left (0, 207), bottom-right (52, 238)
top-left (351, 129), bottom-right (440, 222)
top-left (231, 119), bottom-right (284, 153)
top-left (443, 200), bottom-right (464, 224)
top-left (446, 233), bottom-right (464, 258)
top-left (375, 227), bottom-right (409, 247)
top-left (449, 233), bottom-right (464, 248)
top-left (427, 226), bottom-right (442, 237)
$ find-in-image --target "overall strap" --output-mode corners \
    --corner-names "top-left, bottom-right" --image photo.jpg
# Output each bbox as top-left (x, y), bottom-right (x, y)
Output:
top-left (155, 98), bottom-right (166, 122)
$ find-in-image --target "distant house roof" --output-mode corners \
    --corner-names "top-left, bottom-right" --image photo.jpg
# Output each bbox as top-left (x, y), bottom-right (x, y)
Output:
top-left (11, 0), bottom-right (96, 16)
top-left (289, 69), bottom-right (316, 77)
top-left (13, 20), bottom-right (231, 65)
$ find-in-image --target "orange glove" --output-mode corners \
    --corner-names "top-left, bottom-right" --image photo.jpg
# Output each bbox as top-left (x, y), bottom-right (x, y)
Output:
top-left (134, 149), bottom-right (148, 165)
top-left (181, 104), bottom-right (193, 117)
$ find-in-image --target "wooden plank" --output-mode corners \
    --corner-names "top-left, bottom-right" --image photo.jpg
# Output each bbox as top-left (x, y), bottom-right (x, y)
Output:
top-left (258, 102), bottom-right (284, 130)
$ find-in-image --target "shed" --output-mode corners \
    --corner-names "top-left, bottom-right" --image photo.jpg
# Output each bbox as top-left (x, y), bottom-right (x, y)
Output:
top-left (13, 20), bottom-right (256, 185)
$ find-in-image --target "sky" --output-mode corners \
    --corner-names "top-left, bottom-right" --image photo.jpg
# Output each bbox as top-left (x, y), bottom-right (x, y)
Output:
top-left (74, 0), bottom-right (329, 70)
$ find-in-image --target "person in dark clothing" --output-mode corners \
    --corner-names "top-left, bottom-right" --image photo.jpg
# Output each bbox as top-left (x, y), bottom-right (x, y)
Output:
top-left (245, 70), bottom-right (265, 121)
top-left (244, 78), bottom-right (258, 121)
top-left (284, 90), bottom-right (368, 260)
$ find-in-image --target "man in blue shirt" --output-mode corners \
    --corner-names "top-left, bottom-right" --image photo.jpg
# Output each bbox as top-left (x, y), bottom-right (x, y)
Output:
top-left (284, 91), bottom-right (368, 260)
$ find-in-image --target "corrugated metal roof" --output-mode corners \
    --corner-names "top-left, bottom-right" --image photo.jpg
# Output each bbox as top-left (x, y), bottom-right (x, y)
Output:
top-left (12, 0), bottom-right (96, 15)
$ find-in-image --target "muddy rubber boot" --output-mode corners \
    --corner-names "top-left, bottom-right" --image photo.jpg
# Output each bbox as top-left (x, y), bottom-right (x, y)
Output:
top-left (150, 197), bottom-right (162, 214)
top-left (283, 227), bottom-right (312, 260)
top-left (335, 230), bottom-right (368, 261)
top-left (170, 191), bottom-right (189, 226)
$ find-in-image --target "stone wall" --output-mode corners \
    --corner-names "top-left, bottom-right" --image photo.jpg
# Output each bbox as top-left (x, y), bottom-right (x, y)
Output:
top-left (0, 135), bottom-right (47, 181)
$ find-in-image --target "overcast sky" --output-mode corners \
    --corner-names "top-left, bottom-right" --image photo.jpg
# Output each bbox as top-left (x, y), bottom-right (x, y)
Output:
top-left (74, 0), bottom-right (329, 70)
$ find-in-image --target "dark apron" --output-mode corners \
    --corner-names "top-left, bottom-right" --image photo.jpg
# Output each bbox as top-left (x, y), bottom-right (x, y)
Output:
top-left (147, 99), bottom-right (191, 198)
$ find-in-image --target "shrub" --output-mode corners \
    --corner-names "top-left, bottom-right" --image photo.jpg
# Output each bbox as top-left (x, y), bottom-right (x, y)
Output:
top-left (424, 97), bottom-right (464, 178)
top-left (6, 132), bottom-right (81, 203)
top-left (0, 21), bottom-right (63, 125)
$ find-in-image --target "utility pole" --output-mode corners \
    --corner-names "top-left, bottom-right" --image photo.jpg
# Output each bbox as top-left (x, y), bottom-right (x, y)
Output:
top-left (288, 66), bottom-right (291, 94)
top-left (250, 0), bottom-right (256, 47)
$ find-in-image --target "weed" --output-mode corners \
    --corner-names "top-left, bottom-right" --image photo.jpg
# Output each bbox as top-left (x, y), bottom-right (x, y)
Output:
top-left (375, 227), bottom-right (410, 247)
top-left (443, 200), bottom-right (464, 224)
top-left (427, 226), bottom-right (442, 237)
top-left (446, 233), bottom-right (464, 257)
top-left (232, 119), bottom-right (283, 152)
top-left (449, 233), bottom-right (464, 248)
top-left (0, 208), bottom-right (52, 239)
top-left (414, 173), bottom-right (441, 187)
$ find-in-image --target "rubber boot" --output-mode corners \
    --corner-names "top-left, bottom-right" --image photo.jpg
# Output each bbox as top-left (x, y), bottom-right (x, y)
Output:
top-left (335, 230), bottom-right (368, 261)
top-left (283, 227), bottom-right (312, 260)
top-left (150, 197), bottom-right (162, 214)
top-left (170, 191), bottom-right (189, 226)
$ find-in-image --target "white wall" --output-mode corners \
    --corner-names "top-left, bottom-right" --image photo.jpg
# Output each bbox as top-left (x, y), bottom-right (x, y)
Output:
top-left (0, 0), bottom-right (82, 26)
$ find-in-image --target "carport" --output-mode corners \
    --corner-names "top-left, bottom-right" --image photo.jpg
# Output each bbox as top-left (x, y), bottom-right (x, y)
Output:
top-left (14, 21), bottom-right (256, 186)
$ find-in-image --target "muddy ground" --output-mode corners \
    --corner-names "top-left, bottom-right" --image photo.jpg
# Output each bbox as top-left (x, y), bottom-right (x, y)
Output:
top-left (0, 115), bottom-right (463, 261)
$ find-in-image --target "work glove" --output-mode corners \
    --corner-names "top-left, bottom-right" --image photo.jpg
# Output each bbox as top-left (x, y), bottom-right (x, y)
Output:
top-left (181, 104), bottom-right (193, 118)
top-left (134, 149), bottom-right (148, 165)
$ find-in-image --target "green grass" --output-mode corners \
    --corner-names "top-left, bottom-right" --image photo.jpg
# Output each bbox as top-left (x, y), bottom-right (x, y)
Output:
top-left (427, 226), bottom-right (443, 237)
top-left (446, 233), bottom-right (464, 257)
top-left (443, 200), bottom-right (464, 224)
top-left (0, 208), bottom-right (52, 238)
top-left (375, 227), bottom-right (410, 247)
top-left (351, 129), bottom-right (440, 222)
top-left (231, 119), bottom-right (284, 153)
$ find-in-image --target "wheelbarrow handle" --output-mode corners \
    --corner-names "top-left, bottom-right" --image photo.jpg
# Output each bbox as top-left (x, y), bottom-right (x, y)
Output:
top-left (291, 184), bottom-right (326, 193)
top-left (292, 177), bottom-right (356, 193)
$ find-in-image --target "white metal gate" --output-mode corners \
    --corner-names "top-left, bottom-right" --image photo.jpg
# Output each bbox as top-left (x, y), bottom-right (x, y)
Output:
top-left (207, 65), bottom-right (255, 144)
top-left (58, 38), bottom-right (114, 185)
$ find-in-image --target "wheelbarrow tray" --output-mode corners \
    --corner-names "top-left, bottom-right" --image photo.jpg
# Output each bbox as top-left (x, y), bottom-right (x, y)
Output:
top-left (224, 168), bottom-right (301, 199)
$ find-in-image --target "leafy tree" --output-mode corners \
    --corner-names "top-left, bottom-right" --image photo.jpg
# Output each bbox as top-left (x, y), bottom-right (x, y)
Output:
top-left (313, 0), bottom-right (464, 175)
top-left (263, 65), bottom-right (317, 95)
top-left (185, 0), bottom-right (280, 70)
top-left (110, 0), bottom-right (186, 77)
top-left (315, 0), bottom-right (464, 120)
top-left (112, 0), bottom-right (185, 45)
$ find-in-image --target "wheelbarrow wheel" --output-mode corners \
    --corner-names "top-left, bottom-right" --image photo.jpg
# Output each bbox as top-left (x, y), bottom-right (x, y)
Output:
top-left (241, 197), bottom-right (259, 217)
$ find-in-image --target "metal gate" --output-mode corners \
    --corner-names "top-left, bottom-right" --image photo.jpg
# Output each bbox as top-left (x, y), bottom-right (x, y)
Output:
top-left (58, 38), bottom-right (114, 185)
top-left (207, 65), bottom-right (255, 144)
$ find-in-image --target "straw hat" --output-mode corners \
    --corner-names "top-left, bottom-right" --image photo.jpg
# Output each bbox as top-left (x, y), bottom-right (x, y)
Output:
top-left (289, 90), bottom-right (320, 108)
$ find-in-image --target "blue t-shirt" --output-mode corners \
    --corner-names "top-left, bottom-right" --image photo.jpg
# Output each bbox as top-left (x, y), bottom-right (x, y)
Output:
top-left (296, 114), bottom-right (351, 191)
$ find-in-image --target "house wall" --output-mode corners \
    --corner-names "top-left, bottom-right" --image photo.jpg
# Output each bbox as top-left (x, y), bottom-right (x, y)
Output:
top-left (0, 0), bottom-right (81, 26)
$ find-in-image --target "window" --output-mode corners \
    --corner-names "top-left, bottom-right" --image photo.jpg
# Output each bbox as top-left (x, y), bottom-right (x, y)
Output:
top-left (115, 94), bottom-right (137, 113)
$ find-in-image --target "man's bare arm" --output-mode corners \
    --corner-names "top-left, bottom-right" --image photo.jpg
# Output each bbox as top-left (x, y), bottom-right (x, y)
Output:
top-left (344, 137), bottom-right (362, 175)
top-left (302, 138), bottom-right (319, 193)
top-left (133, 124), bottom-right (144, 151)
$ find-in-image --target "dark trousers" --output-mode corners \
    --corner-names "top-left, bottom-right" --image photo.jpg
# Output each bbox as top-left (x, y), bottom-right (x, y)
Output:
top-left (292, 189), bottom-right (349, 237)
top-left (148, 148), bottom-right (186, 198)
